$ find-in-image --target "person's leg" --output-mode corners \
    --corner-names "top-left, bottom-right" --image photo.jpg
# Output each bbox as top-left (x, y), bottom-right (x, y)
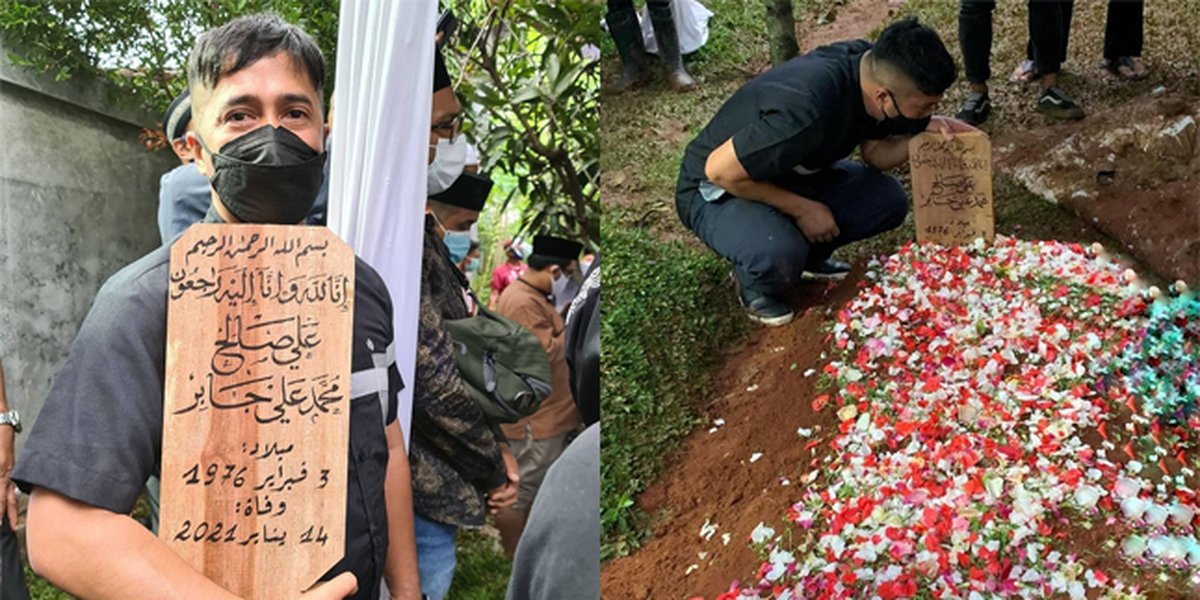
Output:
top-left (1028, 0), bottom-right (1065, 79)
top-left (1060, 0), bottom-right (1074, 58)
top-left (494, 508), bottom-right (527, 557)
top-left (605, 0), bottom-right (646, 93)
top-left (496, 427), bottom-right (533, 556)
top-left (1029, 0), bottom-right (1084, 118)
top-left (413, 514), bottom-right (459, 600)
top-left (1104, 0), bottom-right (1143, 59)
top-left (497, 431), bottom-right (570, 555)
top-left (1, 513), bottom-right (32, 600)
top-left (804, 162), bottom-right (908, 264)
top-left (687, 194), bottom-right (812, 297)
top-left (647, 0), bottom-right (697, 92)
top-left (1104, 1), bottom-right (1146, 78)
top-left (959, 0), bottom-right (995, 89)
top-left (957, 0), bottom-right (995, 124)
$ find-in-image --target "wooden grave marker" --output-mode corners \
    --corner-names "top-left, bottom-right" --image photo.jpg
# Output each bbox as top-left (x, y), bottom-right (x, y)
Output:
top-left (909, 131), bottom-right (995, 246)
top-left (161, 224), bottom-right (354, 598)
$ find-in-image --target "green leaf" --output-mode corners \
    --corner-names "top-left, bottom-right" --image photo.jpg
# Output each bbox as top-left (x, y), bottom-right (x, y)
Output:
top-left (510, 84), bottom-right (540, 104)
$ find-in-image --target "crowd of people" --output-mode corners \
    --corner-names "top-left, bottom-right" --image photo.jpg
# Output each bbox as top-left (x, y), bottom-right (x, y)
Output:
top-left (2, 12), bottom-right (598, 600)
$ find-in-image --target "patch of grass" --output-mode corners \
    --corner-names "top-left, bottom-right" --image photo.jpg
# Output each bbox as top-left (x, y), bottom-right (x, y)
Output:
top-left (686, 0), bottom-right (772, 76)
top-left (447, 529), bottom-right (512, 600)
top-left (25, 565), bottom-right (70, 600)
top-left (599, 216), bottom-right (749, 559)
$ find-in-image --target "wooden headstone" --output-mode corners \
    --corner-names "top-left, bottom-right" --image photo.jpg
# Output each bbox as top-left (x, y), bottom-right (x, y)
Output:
top-left (161, 224), bottom-right (354, 598)
top-left (909, 131), bottom-right (995, 246)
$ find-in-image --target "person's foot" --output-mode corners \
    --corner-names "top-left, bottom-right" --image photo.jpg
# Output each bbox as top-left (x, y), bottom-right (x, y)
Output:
top-left (1037, 86), bottom-right (1085, 120)
top-left (1102, 56), bottom-right (1149, 81)
top-left (955, 91), bottom-right (992, 126)
top-left (648, 0), bottom-right (698, 93)
top-left (605, 7), bottom-right (648, 94)
top-left (801, 257), bottom-right (852, 281)
top-left (1009, 59), bottom-right (1041, 85)
top-left (732, 274), bottom-right (794, 326)
top-left (665, 66), bottom-right (697, 92)
top-left (612, 63), bottom-right (646, 93)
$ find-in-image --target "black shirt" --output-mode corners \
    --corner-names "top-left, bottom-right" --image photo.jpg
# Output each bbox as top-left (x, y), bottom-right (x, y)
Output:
top-left (676, 40), bottom-right (929, 205)
top-left (13, 239), bottom-right (401, 599)
top-left (564, 259), bottom-right (599, 427)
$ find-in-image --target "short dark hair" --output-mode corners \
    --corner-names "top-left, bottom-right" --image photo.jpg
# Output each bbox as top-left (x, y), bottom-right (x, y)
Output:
top-left (527, 254), bottom-right (569, 271)
top-left (188, 14), bottom-right (325, 98)
top-left (872, 17), bottom-right (955, 95)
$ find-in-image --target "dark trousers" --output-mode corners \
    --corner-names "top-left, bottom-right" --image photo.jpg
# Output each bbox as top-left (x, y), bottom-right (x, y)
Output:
top-left (1, 514), bottom-right (31, 600)
top-left (1104, 0), bottom-right (1144, 60)
top-left (959, 0), bottom-right (996, 85)
top-left (959, 0), bottom-right (1083, 83)
top-left (1027, 0), bottom-right (1074, 76)
top-left (678, 161), bottom-right (908, 297)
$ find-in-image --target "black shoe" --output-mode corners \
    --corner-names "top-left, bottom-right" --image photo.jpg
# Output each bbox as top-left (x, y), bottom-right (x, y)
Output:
top-left (1037, 86), bottom-right (1085, 120)
top-left (801, 257), bottom-right (851, 281)
top-left (956, 91), bottom-right (991, 126)
top-left (732, 273), bottom-right (794, 327)
top-left (605, 7), bottom-right (647, 93)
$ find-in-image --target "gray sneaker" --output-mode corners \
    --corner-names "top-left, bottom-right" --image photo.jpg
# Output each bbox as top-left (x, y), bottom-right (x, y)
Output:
top-left (956, 91), bottom-right (992, 126)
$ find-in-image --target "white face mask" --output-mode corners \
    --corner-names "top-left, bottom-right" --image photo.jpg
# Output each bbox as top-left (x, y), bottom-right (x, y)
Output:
top-left (551, 269), bottom-right (571, 301)
top-left (427, 135), bottom-right (468, 194)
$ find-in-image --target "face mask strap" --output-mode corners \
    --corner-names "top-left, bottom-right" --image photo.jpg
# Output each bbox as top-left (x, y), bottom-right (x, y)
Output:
top-left (430, 209), bottom-right (454, 235)
top-left (885, 89), bottom-right (919, 121)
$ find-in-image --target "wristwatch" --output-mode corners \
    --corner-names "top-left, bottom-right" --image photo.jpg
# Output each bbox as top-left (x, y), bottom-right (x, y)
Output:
top-left (0, 410), bottom-right (20, 433)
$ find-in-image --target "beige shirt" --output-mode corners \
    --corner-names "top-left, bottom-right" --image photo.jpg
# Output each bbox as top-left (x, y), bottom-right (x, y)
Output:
top-left (496, 278), bottom-right (581, 440)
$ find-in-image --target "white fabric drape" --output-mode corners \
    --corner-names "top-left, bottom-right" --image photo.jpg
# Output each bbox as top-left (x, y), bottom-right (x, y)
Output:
top-left (330, 0), bottom-right (437, 450)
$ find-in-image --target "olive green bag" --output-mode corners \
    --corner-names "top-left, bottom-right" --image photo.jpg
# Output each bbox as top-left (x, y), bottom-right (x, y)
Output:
top-left (442, 254), bottom-right (553, 423)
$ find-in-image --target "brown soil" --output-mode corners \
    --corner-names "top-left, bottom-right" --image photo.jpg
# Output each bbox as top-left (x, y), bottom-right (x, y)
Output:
top-left (795, 0), bottom-right (905, 53)
top-left (995, 93), bottom-right (1200, 285)
top-left (601, 272), bottom-right (862, 600)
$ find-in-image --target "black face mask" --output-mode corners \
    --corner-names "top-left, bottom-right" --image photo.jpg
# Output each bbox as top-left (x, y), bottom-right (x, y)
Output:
top-left (198, 125), bottom-right (326, 224)
top-left (882, 89), bottom-right (932, 136)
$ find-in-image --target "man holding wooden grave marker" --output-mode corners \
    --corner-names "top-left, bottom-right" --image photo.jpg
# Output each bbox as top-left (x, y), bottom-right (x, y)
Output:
top-left (14, 14), bottom-right (419, 600)
top-left (676, 18), bottom-right (979, 327)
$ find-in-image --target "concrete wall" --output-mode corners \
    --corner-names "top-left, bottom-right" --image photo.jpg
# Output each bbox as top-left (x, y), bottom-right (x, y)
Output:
top-left (0, 48), bottom-right (177, 457)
